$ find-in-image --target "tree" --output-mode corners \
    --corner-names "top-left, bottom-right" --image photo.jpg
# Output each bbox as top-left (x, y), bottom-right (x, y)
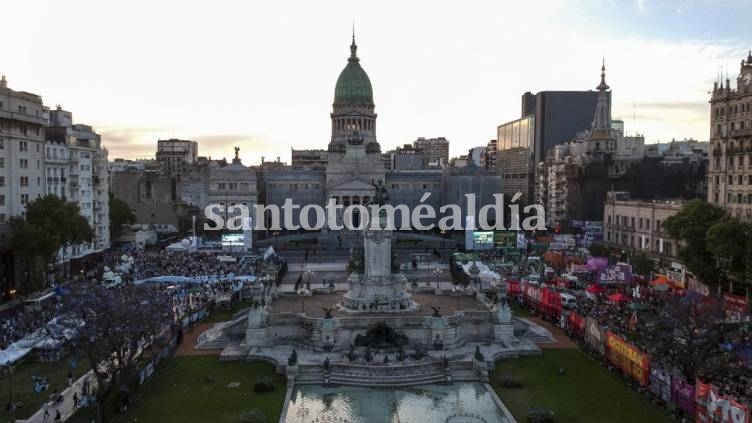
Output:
top-left (8, 217), bottom-right (51, 291)
top-left (706, 217), bottom-right (752, 288)
top-left (635, 296), bottom-right (743, 382)
top-left (109, 196), bottom-right (136, 240)
top-left (663, 200), bottom-right (727, 291)
top-left (630, 250), bottom-right (655, 277)
top-left (9, 195), bottom-right (93, 292)
top-left (56, 284), bottom-right (172, 423)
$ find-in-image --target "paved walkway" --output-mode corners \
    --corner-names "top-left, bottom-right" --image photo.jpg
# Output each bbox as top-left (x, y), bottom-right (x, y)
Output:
top-left (526, 316), bottom-right (577, 349)
top-left (18, 371), bottom-right (93, 423)
top-left (175, 323), bottom-right (221, 356)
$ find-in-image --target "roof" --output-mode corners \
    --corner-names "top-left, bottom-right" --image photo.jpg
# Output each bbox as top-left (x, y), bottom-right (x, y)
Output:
top-left (333, 37), bottom-right (373, 105)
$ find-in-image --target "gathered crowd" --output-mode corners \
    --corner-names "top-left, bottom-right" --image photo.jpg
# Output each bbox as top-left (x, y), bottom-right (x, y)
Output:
top-left (496, 249), bottom-right (752, 415)
top-left (103, 250), bottom-right (263, 282)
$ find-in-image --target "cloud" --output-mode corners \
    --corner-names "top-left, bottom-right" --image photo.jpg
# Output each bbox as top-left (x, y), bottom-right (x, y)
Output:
top-left (636, 0), bottom-right (648, 14)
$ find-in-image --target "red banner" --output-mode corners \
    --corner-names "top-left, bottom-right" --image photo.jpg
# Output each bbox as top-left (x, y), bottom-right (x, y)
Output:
top-left (539, 288), bottom-right (562, 318)
top-left (695, 380), bottom-right (749, 423)
top-left (605, 331), bottom-right (650, 385)
top-left (507, 280), bottom-right (521, 296)
top-left (524, 285), bottom-right (541, 307)
top-left (567, 312), bottom-right (585, 337)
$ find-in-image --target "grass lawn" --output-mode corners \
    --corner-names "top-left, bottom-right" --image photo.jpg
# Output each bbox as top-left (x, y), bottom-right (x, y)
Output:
top-left (0, 355), bottom-right (90, 421)
top-left (205, 303), bottom-right (248, 323)
top-left (510, 302), bottom-right (534, 317)
top-left (490, 349), bottom-right (672, 423)
top-left (121, 356), bottom-right (286, 423)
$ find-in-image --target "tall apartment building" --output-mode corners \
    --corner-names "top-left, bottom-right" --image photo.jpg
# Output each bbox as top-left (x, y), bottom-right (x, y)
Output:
top-left (707, 52), bottom-right (752, 218)
top-left (413, 137), bottom-right (449, 167)
top-left (46, 107), bottom-right (110, 261)
top-left (1, 78), bottom-right (110, 294)
top-left (156, 138), bottom-right (198, 175)
top-left (0, 76), bottom-right (47, 238)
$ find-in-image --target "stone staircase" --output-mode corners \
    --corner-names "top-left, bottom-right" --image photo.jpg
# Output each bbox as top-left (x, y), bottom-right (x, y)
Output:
top-left (293, 360), bottom-right (482, 387)
top-left (195, 310), bottom-right (248, 350)
top-left (449, 361), bottom-right (479, 382)
top-left (195, 322), bottom-right (231, 350)
top-left (514, 317), bottom-right (556, 344)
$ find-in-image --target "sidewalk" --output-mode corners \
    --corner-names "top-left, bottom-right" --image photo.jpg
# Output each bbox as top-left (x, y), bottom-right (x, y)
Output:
top-left (18, 371), bottom-right (93, 423)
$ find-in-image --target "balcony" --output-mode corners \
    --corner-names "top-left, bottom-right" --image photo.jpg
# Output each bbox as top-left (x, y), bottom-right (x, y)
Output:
top-left (730, 128), bottom-right (752, 139)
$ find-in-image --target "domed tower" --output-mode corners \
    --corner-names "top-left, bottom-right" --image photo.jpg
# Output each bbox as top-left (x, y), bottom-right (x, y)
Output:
top-left (328, 34), bottom-right (379, 153)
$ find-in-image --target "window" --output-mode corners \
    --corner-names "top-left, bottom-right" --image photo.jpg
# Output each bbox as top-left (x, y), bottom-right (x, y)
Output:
top-left (0, 214), bottom-right (5, 224)
top-left (19, 141), bottom-right (28, 152)
top-left (20, 176), bottom-right (29, 186)
top-left (0, 195), bottom-right (4, 206)
top-left (0, 158), bottom-right (3, 168)
top-left (19, 159), bottom-right (28, 169)
top-left (20, 194), bottom-right (29, 204)
top-left (0, 177), bottom-right (4, 187)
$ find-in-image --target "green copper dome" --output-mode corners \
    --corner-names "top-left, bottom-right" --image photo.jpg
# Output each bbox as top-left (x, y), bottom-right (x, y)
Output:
top-left (334, 38), bottom-right (373, 105)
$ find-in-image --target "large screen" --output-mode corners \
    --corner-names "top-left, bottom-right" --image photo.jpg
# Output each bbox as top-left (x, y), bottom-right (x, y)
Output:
top-left (221, 233), bottom-right (244, 248)
top-left (472, 231), bottom-right (494, 250)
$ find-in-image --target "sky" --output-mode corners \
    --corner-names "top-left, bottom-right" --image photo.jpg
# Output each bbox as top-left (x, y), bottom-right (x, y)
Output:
top-left (2, 0), bottom-right (751, 165)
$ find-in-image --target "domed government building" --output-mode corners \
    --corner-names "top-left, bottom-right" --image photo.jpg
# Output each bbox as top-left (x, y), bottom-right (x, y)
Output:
top-left (258, 34), bottom-right (502, 241)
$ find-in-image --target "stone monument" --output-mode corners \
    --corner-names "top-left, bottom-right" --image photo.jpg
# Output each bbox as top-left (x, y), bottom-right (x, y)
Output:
top-left (340, 179), bottom-right (417, 313)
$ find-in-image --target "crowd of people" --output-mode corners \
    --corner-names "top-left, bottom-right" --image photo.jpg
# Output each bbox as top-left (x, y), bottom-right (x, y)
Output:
top-left (0, 296), bottom-right (61, 351)
top-left (103, 250), bottom-right (263, 282)
top-left (498, 248), bottom-right (752, 409)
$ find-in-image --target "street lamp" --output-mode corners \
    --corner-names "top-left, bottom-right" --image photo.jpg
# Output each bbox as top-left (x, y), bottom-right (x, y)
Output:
top-left (433, 266), bottom-right (442, 292)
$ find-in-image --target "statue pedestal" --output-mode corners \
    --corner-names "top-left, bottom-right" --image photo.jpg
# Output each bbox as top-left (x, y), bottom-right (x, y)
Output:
top-left (494, 304), bottom-right (514, 343)
top-left (340, 220), bottom-right (416, 313)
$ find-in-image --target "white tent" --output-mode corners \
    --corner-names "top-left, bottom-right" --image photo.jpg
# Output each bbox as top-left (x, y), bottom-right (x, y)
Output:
top-left (0, 345), bottom-right (31, 366)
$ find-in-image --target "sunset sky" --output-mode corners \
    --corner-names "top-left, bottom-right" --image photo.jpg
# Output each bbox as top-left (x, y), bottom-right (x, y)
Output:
top-left (2, 0), bottom-right (750, 165)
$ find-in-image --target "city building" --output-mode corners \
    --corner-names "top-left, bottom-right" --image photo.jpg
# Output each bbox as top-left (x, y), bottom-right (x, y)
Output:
top-left (413, 137), bottom-right (449, 167)
top-left (1, 79), bottom-right (111, 292)
top-left (0, 76), bottom-right (47, 294)
top-left (482, 139), bottom-right (497, 172)
top-left (494, 87), bottom-right (602, 205)
top-left (535, 65), bottom-right (706, 225)
top-left (156, 138), bottom-right (198, 176)
top-left (603, 191), bottom-right (683, 261)
top-left (45, 106), bottom-right (111, 263)
top-left (207, 147), bottom-right (258, 226)
top-left (707, 52), bottom-right (752, 218)
top-left (291, 148), bottom-right (328, 168)
top-left (0, 76), bottom-right (47, 227)
top-left (389, 144), bottom-right (427, 170)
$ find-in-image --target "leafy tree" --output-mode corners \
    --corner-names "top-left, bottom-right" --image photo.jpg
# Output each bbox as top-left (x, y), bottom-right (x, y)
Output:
top-left (9, 195), bottom-right (93, 292)
top-left (587, 242), bottom-right (609, 258)
top-left (109, 196), bottom-right (136, 240)
top-left (663, 200), bottom-right (726, 291)
top-left (635, 296), bottom-right (743, 382)
top-left (55, 284), bottom-right (172, 423)
top-left (706, 217), bottom-right (752, 286)
top-left (630, 250), bottom-right (655, 277)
